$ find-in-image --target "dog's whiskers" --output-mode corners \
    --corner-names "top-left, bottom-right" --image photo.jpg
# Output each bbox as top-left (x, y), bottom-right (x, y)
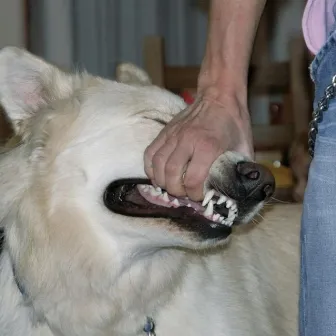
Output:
top-left (270, 197), bottom-right (291, 204)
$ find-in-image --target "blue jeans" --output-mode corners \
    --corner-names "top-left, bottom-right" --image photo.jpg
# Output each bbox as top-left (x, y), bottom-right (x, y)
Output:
top-left (300, 30), bottom-right (336, 335)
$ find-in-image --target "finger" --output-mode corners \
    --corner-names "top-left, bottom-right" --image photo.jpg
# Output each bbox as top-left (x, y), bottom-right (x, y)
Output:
top-left (184, 142), bottom-right (222, 201)
top-left (151, 140), bottom-right (177, 188)
top-left (164, 143), bottom-right (193, 197)
top-left (144, 132), bottom-right (167, 180)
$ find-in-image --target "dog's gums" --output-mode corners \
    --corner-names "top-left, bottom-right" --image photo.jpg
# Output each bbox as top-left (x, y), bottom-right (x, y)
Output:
top-left (137, 185), bottom-right (238, 226)
top-left (103, 179), bottom-right (235, 236)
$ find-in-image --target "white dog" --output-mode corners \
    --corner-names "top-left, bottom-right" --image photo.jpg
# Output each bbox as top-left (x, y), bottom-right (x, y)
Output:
top-left (0, 48), bottom-right (300, 336)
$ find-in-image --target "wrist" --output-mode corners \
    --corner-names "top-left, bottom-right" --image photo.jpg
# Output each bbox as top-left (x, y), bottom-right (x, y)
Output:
top-left (198, 59), bottom-right (248, 102)
top-left (198, 74), bottom-right (248, 114)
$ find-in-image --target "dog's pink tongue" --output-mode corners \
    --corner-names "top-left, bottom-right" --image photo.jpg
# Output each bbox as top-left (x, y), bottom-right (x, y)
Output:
top-left (137, 185), bottom-right (203, 210)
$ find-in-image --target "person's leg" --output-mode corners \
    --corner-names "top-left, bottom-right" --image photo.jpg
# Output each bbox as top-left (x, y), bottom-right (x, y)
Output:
top-left (300, 32), bottom-right (336, 335)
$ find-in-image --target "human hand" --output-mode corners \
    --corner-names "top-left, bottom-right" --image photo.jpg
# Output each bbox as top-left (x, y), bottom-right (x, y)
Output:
top-left (144, 94), bottom-right (253, 201)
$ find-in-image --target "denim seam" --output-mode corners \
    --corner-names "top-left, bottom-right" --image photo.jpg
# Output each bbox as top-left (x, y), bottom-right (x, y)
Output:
top-left (299, 228), bottom-right (307, 335)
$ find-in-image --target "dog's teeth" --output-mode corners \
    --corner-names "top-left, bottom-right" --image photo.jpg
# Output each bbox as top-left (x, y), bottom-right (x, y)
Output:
top-left (150, 187), bottom-right (162, 196)
top-left (210, 223), bottom-right (218, 228)
top-left (172, 199), bottom-right (180, 207)
top-left (219, 216), bottom-right (224, 222)
top-left (161, 192), bottom-right (169, 202)
top-left (213, 214), bottom-right (220, 222)
top-left (156, 187), bottom-right (162, 193)
top-left (187, 203), bottom-right (192, 207)
top-left (226, 199), bottom-right (233, 208)
top-left (204, 200), bottom-right (214, 217)
top-left (228, 208), bottom-right (237, 217)
top-left (202, 189), bottom-right (215, 206)
top-left (217, 194), bottom-right (227, 205)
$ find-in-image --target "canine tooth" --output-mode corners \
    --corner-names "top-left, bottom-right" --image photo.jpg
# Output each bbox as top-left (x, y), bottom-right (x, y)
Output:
top-left (219, 216), bottom-right (224, 222)
top-left (204, 200), bottom-right (214, 217)
top-left (226, 199), bottom-right (233, 208)
top-left (213, 214), bottom-right (220, 221)
top-left (172, 199), bottom-right (180, 207)
top-left (156, 187), bottom-right (162, 193)
top-left (228, 209), bottom-right (235, 217)
top-left (202, 189), bottom-right (215, 206)
top-left (187, 204), bottom-right (192, 207)
top-left (161, 192), bottom-right (169, 202)
top-left (217, 195), bottom-right (227, 205)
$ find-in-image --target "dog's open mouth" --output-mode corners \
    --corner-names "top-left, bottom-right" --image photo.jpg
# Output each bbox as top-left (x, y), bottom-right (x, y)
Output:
top-left (104, 179), bottom-right (238, 237)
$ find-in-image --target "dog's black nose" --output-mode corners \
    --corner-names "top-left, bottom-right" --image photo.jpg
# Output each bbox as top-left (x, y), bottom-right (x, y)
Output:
top-left (236, 161), bottom-right (275, 201)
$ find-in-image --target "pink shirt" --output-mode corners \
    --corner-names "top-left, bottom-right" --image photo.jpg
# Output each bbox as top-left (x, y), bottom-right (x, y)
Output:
top-left (303, 0), bottom-right (336, 55)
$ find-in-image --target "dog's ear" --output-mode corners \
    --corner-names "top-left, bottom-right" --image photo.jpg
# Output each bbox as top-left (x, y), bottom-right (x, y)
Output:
top-left (0, 47), bottom-right (72, 134)
top-left (116, 63), bottom-right (152, 86)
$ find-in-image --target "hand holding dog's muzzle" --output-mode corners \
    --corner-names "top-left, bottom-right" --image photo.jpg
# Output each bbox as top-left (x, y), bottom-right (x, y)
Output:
top-left (144, 94), bottom-right (253, 201)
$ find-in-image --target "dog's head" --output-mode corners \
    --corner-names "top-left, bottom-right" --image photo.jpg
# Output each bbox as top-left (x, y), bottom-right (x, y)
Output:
top-left (0, 49), bottom-right (275, 253)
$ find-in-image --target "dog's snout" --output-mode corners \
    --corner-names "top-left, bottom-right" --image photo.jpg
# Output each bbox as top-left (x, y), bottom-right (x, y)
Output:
top-left (236, 162), bottom-right (275, 201)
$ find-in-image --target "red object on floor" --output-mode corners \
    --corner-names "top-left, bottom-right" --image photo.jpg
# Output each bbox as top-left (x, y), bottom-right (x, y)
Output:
top-left (180, 90), bottom-right (195, 105)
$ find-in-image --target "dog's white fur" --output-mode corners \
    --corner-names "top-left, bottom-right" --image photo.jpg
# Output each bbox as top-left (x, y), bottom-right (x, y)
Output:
top-left (0, 49), bottom-right (299, 336)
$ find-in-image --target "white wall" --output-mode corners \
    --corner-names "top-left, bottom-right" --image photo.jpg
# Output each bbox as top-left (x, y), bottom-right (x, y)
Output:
top-left (0, 0), bottom-right (25, 48)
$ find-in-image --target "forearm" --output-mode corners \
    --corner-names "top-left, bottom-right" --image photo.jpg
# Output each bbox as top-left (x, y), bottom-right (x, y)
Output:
top-left (198, 0), bottom-right (267, 104)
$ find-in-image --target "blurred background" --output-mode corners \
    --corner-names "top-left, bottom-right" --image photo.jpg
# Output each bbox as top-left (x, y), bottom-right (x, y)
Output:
top-left (0, 0), bottom-right (313, 202)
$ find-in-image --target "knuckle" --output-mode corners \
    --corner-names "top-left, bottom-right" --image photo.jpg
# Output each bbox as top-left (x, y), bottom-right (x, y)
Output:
top-left (198, 137), bottom-right (220, 152)
top-left (183, 129), bottom-right (198, 142)
top-left (165, 161), bottom-right (179, 176)
top-left (184, 174), bottom-right (203, 190)
top-left (165, 136), bottom-right (178, 147)
top-left (152, 151), bottom-right (167, 167)
top-left (184, 167), bottom-right (208, 190)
